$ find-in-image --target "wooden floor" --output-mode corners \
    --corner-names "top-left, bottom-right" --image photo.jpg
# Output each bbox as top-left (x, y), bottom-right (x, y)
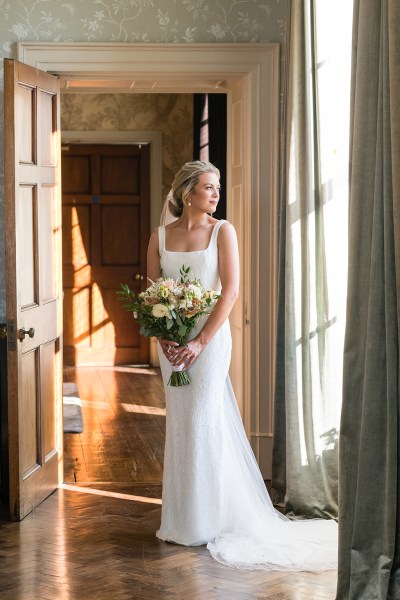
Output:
top-left (63, 365), bottom-right (166, 484)
top-left (0, 366), bottom-right (338, 600)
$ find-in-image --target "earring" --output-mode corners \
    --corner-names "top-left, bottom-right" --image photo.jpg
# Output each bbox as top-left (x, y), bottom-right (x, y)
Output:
top-left (188, 199), bottom-right (192, 207)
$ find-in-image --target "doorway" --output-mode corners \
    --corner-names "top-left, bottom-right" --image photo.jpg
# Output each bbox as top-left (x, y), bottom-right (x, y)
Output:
top-left (60, 92), bottom-right (201, 489)
top-left (16, 41), bottom-right (280, 478)
top-left (61, 143), bottom-right (150, 367)
top-left (60, 98), bottom-right (183, 490)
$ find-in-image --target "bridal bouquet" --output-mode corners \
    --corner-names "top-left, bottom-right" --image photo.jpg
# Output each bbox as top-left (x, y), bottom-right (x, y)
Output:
top-left (118, 266), bottom-right (220, 386)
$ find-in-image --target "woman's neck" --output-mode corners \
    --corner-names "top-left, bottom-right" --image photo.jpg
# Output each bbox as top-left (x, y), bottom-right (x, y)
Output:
top-left (176, 210), bottom-right (212, 230)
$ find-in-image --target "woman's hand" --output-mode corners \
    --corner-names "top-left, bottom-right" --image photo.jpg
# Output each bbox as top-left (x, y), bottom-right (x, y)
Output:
top-left (159, 339), bottom-right (180, 363)
top-left (159, 338), bottom-right (204, 367)
top-left (169, 338), bottom-right (204, 368)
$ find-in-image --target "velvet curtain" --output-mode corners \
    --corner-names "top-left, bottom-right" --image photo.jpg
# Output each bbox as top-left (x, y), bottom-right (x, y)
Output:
top-left (336, 1), bottom-right (400, 598)
top-left (272, 0), bottom-right (351, 518)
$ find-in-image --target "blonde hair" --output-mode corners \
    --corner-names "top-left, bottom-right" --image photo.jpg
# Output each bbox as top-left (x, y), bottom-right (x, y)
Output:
top-left (168, 161), bottom-right (220, 218)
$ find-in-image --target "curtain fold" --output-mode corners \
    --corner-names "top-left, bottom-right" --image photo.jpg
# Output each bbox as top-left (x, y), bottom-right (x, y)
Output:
top-left (271, 0), bottom-right (291, 509)
top-left (336, 1), bottom-right (400, 598)
top-left (272, 0), bottom-right (351, 519)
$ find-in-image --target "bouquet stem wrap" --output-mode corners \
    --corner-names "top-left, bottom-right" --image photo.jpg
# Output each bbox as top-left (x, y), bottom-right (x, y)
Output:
top-left (168, 363), bottom-right (190, 386)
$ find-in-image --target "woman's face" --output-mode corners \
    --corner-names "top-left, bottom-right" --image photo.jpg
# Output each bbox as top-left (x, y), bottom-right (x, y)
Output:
top-left (189, 172), bottom-right (220, 214)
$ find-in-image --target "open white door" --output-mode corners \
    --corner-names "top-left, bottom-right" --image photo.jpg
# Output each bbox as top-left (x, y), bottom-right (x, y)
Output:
top-left (4, 59), bottom-right (63, 520)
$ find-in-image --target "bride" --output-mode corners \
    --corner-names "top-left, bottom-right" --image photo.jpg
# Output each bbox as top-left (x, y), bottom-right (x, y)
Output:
top-left (146, 161), bottom-right (337, 571)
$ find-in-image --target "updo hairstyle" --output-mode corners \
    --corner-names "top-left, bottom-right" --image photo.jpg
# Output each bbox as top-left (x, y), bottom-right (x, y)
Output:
top-left (168, 161), bottom-right (220, 218)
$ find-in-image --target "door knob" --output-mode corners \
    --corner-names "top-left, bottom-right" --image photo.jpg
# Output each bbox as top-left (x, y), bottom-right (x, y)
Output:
top-left (18, 327), bottom-right (35, 342)
top-left (133, 273), bottom-right (144, 281)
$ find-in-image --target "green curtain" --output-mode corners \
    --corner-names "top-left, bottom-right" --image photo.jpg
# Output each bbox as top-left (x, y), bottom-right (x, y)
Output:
top-left (272, 0), bottom-right (351, 519)
top-left (336, 1), bottom-right (400, 598)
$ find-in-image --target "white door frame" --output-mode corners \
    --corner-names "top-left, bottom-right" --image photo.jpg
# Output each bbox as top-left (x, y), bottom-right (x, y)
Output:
top-left (17, 42), bottom-right (280, 478)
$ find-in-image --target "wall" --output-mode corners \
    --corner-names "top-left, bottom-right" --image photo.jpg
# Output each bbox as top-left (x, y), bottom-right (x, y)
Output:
top-left (61, 92), bottom-right (193, 201)
top-left (0, 0), bottom-right (287, 317)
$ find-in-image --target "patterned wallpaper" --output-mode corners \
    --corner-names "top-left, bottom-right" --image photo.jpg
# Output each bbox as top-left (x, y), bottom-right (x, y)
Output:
top-left (0, 0), bottom-right (287, 317)
top-left (61, 93), bottom-right (194, 202)
top-left (0, 1), bottom-right (286, 45)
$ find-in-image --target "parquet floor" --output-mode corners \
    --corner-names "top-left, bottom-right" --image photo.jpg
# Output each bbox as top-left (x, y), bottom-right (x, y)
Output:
top-left (62, 365), bottom-right (166, 484)
top-left (0, 366), bottom-right (338, 600)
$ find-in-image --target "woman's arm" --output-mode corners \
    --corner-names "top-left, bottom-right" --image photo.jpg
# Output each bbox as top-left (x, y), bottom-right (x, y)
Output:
top-left (147, 228), bottom-right (161, 282)
top-left (146, 228), bottom-right (180, 359)
top-left (171, 222), bottom-right (239, 368)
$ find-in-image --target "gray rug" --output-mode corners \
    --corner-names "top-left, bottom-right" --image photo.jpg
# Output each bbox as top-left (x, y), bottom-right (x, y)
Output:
top-left (63, 382), bottom-right (84, 434)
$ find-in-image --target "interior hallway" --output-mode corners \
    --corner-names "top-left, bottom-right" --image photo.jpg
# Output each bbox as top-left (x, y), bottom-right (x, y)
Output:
top-left (0, 367), bottom-right (337, 599)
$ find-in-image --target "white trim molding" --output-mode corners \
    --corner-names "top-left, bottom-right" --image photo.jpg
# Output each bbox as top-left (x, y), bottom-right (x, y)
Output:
top-left (18, 42), bottom-right (280, 478)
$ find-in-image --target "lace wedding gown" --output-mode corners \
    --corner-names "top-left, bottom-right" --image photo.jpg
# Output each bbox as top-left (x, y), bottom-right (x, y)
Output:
top-left (156, 220), bottom-right (337, 571)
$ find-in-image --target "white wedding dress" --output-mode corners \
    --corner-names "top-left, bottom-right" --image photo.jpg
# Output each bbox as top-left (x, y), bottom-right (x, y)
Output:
top-left (156, 220), bottom-right (337, 571)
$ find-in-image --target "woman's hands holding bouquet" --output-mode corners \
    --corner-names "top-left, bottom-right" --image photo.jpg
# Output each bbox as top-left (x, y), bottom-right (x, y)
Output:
top-left (160, 338), bottom-right (204, 368)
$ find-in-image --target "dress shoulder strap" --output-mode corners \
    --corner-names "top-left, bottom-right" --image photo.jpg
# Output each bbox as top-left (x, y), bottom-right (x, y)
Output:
top-left (211, 219), bottom-right (227, 246)
top-left (157, 226), bottom-right (165, 254)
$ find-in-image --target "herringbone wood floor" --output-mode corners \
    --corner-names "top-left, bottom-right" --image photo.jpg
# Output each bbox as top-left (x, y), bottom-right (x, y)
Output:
top-left (0, 367), bottom-right (337, 600)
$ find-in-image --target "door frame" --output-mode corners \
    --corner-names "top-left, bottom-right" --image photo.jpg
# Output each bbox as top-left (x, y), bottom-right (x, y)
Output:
top-left (16, 42), bottom-right (279, 478)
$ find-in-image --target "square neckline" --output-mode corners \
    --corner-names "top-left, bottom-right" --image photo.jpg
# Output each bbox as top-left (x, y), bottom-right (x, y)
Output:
top-left (162, 221), bottom-right (223, 254)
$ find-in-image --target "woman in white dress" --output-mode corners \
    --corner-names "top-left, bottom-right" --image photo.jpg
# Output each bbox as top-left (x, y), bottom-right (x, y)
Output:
top-left (147, 161), bottom-right (337, 571)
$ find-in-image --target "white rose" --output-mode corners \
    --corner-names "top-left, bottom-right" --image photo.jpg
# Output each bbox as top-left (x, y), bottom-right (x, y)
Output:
top-left (188, 284), bottom-right (202, 298)
top-left (152, 304), bottom-right (169, 318)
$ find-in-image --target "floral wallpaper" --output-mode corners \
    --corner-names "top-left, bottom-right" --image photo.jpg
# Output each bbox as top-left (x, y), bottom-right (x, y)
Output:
top-left (61, 92), bottom-right (193, 201)
top-left (0, 0), bottom-right (287, 318)
top-left (0, 0), bottom-right (286, 45)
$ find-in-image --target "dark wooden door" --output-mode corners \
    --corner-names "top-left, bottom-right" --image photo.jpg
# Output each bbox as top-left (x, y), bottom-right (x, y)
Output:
top-left (61, 144), bottom-right (150, 366)
top-left (4, 59), bottom-right (63, 520)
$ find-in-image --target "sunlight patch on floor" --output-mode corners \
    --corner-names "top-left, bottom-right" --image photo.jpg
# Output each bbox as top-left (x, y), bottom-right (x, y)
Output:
top-left (60, 483), bottom-right (162, 505)
top-left (121, 403), bottom-right (166, 416)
